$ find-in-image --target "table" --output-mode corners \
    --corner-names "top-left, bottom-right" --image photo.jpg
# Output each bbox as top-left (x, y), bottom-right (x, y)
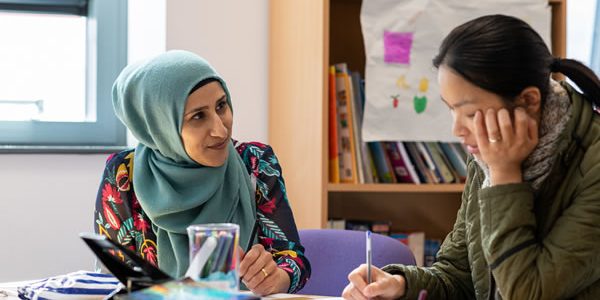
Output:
top-left (0, 281), bottom-right (342, 299)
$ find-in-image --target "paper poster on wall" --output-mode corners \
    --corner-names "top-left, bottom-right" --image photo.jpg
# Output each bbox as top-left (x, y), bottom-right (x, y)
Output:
top-left (360, 0), bottom-right (551, 142)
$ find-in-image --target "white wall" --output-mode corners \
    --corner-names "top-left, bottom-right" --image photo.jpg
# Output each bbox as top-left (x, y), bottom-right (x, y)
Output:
top-left (0, 0), bottom-right (269, 281)
top-left (166, 0), bottom-right (269, 143)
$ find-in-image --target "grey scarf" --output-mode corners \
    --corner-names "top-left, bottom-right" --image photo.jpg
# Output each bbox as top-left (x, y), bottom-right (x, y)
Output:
top-left (476, 79), bottom-right (572, 190)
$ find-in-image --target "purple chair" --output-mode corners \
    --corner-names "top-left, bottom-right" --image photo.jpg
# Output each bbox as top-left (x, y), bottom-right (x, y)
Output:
top-left (298, 229), bottom-right (415, 296)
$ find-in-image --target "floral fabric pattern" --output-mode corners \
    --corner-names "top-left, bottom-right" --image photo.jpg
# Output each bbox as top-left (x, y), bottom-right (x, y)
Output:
top-left (94, 141), bottom-right (310, 293)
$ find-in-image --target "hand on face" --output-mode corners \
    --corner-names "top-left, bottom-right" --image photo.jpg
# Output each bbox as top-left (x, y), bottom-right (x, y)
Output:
top-left (342, 264), bottom-right (406, 300)
top-left (474, 107), bottom-right (539, 185)
top-left (239, 244), bottom-right (290, 296)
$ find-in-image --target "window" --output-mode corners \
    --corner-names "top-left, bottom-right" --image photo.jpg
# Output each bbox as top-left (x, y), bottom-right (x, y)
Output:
top-left (592, 0), bottom-right (600, 74)
top-left (567, 0), bottom-right (598, 70)
top-left (0, 0), bottom-right (127, 151)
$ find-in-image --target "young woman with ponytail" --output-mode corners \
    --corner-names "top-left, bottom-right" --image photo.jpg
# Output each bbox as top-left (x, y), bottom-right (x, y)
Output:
top-left (343, 15), bottom-right (600, 300)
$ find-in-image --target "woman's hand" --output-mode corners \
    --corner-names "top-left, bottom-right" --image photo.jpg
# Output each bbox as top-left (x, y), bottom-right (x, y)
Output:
top-left (342, 264), bottom-right (406, 300)
top-left (239, 244), bottom-right (290, 296)
top-left (474, 107), bottom-right (538, 185)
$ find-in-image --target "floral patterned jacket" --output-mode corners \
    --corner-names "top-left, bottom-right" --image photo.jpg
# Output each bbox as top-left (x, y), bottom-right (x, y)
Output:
top-left (94, 141), bottom-right (310, 293)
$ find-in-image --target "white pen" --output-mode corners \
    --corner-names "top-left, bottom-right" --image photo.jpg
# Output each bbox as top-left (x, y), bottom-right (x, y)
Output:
top-left (185, 236), bottom-right (217, 280)
top-left (366, 230), bottom-right (372, 284)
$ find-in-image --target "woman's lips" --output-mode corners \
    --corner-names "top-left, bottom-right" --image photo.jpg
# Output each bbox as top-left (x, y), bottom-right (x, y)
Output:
top-left (208, 140), bottom-right (227, 150)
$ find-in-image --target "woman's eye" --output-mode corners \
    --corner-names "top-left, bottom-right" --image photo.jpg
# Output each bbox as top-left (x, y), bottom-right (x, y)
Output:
top-left (192, 112), bottom-right (205, 120)
top-left (217, 100), bottom-right (228, 112)
top-left (466, 113), bottom-right (476, 119)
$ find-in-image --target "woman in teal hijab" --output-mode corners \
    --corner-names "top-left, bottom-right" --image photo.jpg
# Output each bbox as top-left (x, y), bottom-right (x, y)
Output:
top-left (94, 50), bottom-right (311, 295)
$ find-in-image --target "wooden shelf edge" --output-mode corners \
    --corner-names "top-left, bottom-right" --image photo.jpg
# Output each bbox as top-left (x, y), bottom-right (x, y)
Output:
top-left (328, 183), bottom-right (465, 193)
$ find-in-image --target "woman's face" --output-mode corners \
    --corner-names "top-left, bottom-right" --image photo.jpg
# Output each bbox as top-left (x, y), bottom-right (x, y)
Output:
top-left (438, 65), bottom-right (509, 157)
top-left (181, 81), bottom-right (233, 167)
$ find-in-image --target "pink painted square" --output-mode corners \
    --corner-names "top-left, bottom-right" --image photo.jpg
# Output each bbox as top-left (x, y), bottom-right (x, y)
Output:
top-left (383, 31), bottom-right (413, 64)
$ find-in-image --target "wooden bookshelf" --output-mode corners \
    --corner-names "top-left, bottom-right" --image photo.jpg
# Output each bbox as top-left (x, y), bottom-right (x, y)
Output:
top-left (328, 183), bottom-right (465, 193)
top-left (269, 0), bottom-right (566, 239)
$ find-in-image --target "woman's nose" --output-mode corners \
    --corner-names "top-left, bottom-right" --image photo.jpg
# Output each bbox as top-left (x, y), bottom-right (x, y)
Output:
top-left (452, 118), bottom-right (466, 138)
top-left (210, 116), bottom-right (228, 138)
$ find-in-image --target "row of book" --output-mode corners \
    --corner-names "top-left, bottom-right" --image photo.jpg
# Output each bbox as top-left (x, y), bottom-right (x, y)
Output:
top-left (328, 219), bottom-right (441, 267)
top-left (328, 63), bottom-right (469, 184)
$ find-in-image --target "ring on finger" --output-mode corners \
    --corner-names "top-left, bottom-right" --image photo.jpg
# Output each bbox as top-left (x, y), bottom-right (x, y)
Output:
top-left (261, 268), bottom-right (269, 277)
top-left (489, 135), bottom-right (502, 143)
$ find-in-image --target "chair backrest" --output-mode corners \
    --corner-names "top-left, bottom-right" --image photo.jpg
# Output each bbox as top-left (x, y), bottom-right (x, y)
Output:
top-left (297, 229), bottom-right (415, 297)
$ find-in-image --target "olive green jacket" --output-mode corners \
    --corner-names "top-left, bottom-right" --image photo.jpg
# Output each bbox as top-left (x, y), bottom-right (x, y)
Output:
top-left (384, 83), bottom-right (600, 300)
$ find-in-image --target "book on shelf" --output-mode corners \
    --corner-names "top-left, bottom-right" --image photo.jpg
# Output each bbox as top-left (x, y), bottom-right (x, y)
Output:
top-left (334, 63), bottom-right (358, 183)
top-left (328, 66), bottom-right (340, 183)
top-left (396, 142), bottom-right (421, 184)
top-left (416, 142), bottom-right (443, 184)
top-left (327, 219), bottom-right (442, 267)
top-left (425, 239), bottom-right (442, 267)
top-left (327, 219), bottom-right (391, 236)
top-left (327, 63), bottom-right (468, 185)
top-left (368, 142), bottom-right (396, 183)
top-left (383, 142), bottom-right (415, 183)
top-left (439, 142), bottom-right (467, 182)
top-left (390, 232), bottom-right (441, 267)
top-left (404, 142), bottom-right (434, 183)
top-left (351, 71), bottom-right (374, 184)
top-left (425, 142), bottom-right (456, 183)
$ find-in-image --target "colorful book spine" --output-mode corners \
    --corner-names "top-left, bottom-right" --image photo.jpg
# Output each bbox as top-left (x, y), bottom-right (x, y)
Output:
top-left (424, 239), bottom-right (441, 267)
top-left (368, 142), bottom-right (396, 183)
top-left (404, 142), bottom-right (433, 183)
top-left (397, 142), bottom-right (421, 184)
top-left (425, 142), bottom-right (456, 183)
top-left (340, 65), bottom-right (364, 184)
top-left (439, 142), bottom-right (467, 182)
top-left (334, 66), bottom-right (357, 183)
top-left (328, 66), bottom-right (340, 183)
top-left (351, 71), bottom-right (372, 184)
top-left (416, 142), bottom-right (442, 183)
top-left (383, 142), bottom-right (414, 183)
top-left (366, 145), bottom-right (380, 183)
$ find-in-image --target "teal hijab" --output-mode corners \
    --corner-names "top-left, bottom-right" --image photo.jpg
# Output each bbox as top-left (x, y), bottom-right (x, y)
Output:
top-left (112, 50), bottom-right (256, 278)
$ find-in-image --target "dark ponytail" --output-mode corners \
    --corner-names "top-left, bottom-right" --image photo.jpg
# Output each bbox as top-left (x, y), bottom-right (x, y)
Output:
top-left (551, 58), bottom-right (600, 107)
top-left (434, 14), bottom-right (600, 107)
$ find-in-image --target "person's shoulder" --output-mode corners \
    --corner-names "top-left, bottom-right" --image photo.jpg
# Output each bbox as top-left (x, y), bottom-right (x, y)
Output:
top-left (233, 140), bottom-right (275, 158)
top-left (233, 140), bottom-right (281, 176)
top-left (105, 148), bottom-right (135, 167)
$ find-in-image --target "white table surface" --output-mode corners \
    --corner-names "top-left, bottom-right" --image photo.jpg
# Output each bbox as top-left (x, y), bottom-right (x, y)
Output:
top-left (0, 281), bottom-right (341, 299)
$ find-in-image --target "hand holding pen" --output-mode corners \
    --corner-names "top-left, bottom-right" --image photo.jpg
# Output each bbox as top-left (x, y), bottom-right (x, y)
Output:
top-left (343, 264), bottom-right (407, 300)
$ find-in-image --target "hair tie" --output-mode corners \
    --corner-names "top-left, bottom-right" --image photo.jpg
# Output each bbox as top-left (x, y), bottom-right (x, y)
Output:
top-left (550, 57), bottom-right (562, 72)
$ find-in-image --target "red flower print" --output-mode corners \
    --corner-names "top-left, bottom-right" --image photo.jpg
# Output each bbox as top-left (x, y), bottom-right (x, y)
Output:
top-left (250, 156), bottom-right (259, 174)
top-left (131, 194), bottom-right (141, 210)
top-left (278, 262), bottom-right (293, 273)
top-left (249, 142), bottom-right (267, 148)
top-left (103, 201), bottom-right (121, 230)
top-left (143, 246), bottom-right (157, 266)
top-left (258, 197), bottom-right (276, 214)
top-left (134, 213), bottom-right (150, 234)
top-left (261, 237), bottom-right (274, 247)
top-left (102, 183), bottom-right (123, 204)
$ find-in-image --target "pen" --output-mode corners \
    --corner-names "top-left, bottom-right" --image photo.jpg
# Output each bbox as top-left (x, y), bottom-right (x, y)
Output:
top-left (366, 231), bottom-right (372, 284)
